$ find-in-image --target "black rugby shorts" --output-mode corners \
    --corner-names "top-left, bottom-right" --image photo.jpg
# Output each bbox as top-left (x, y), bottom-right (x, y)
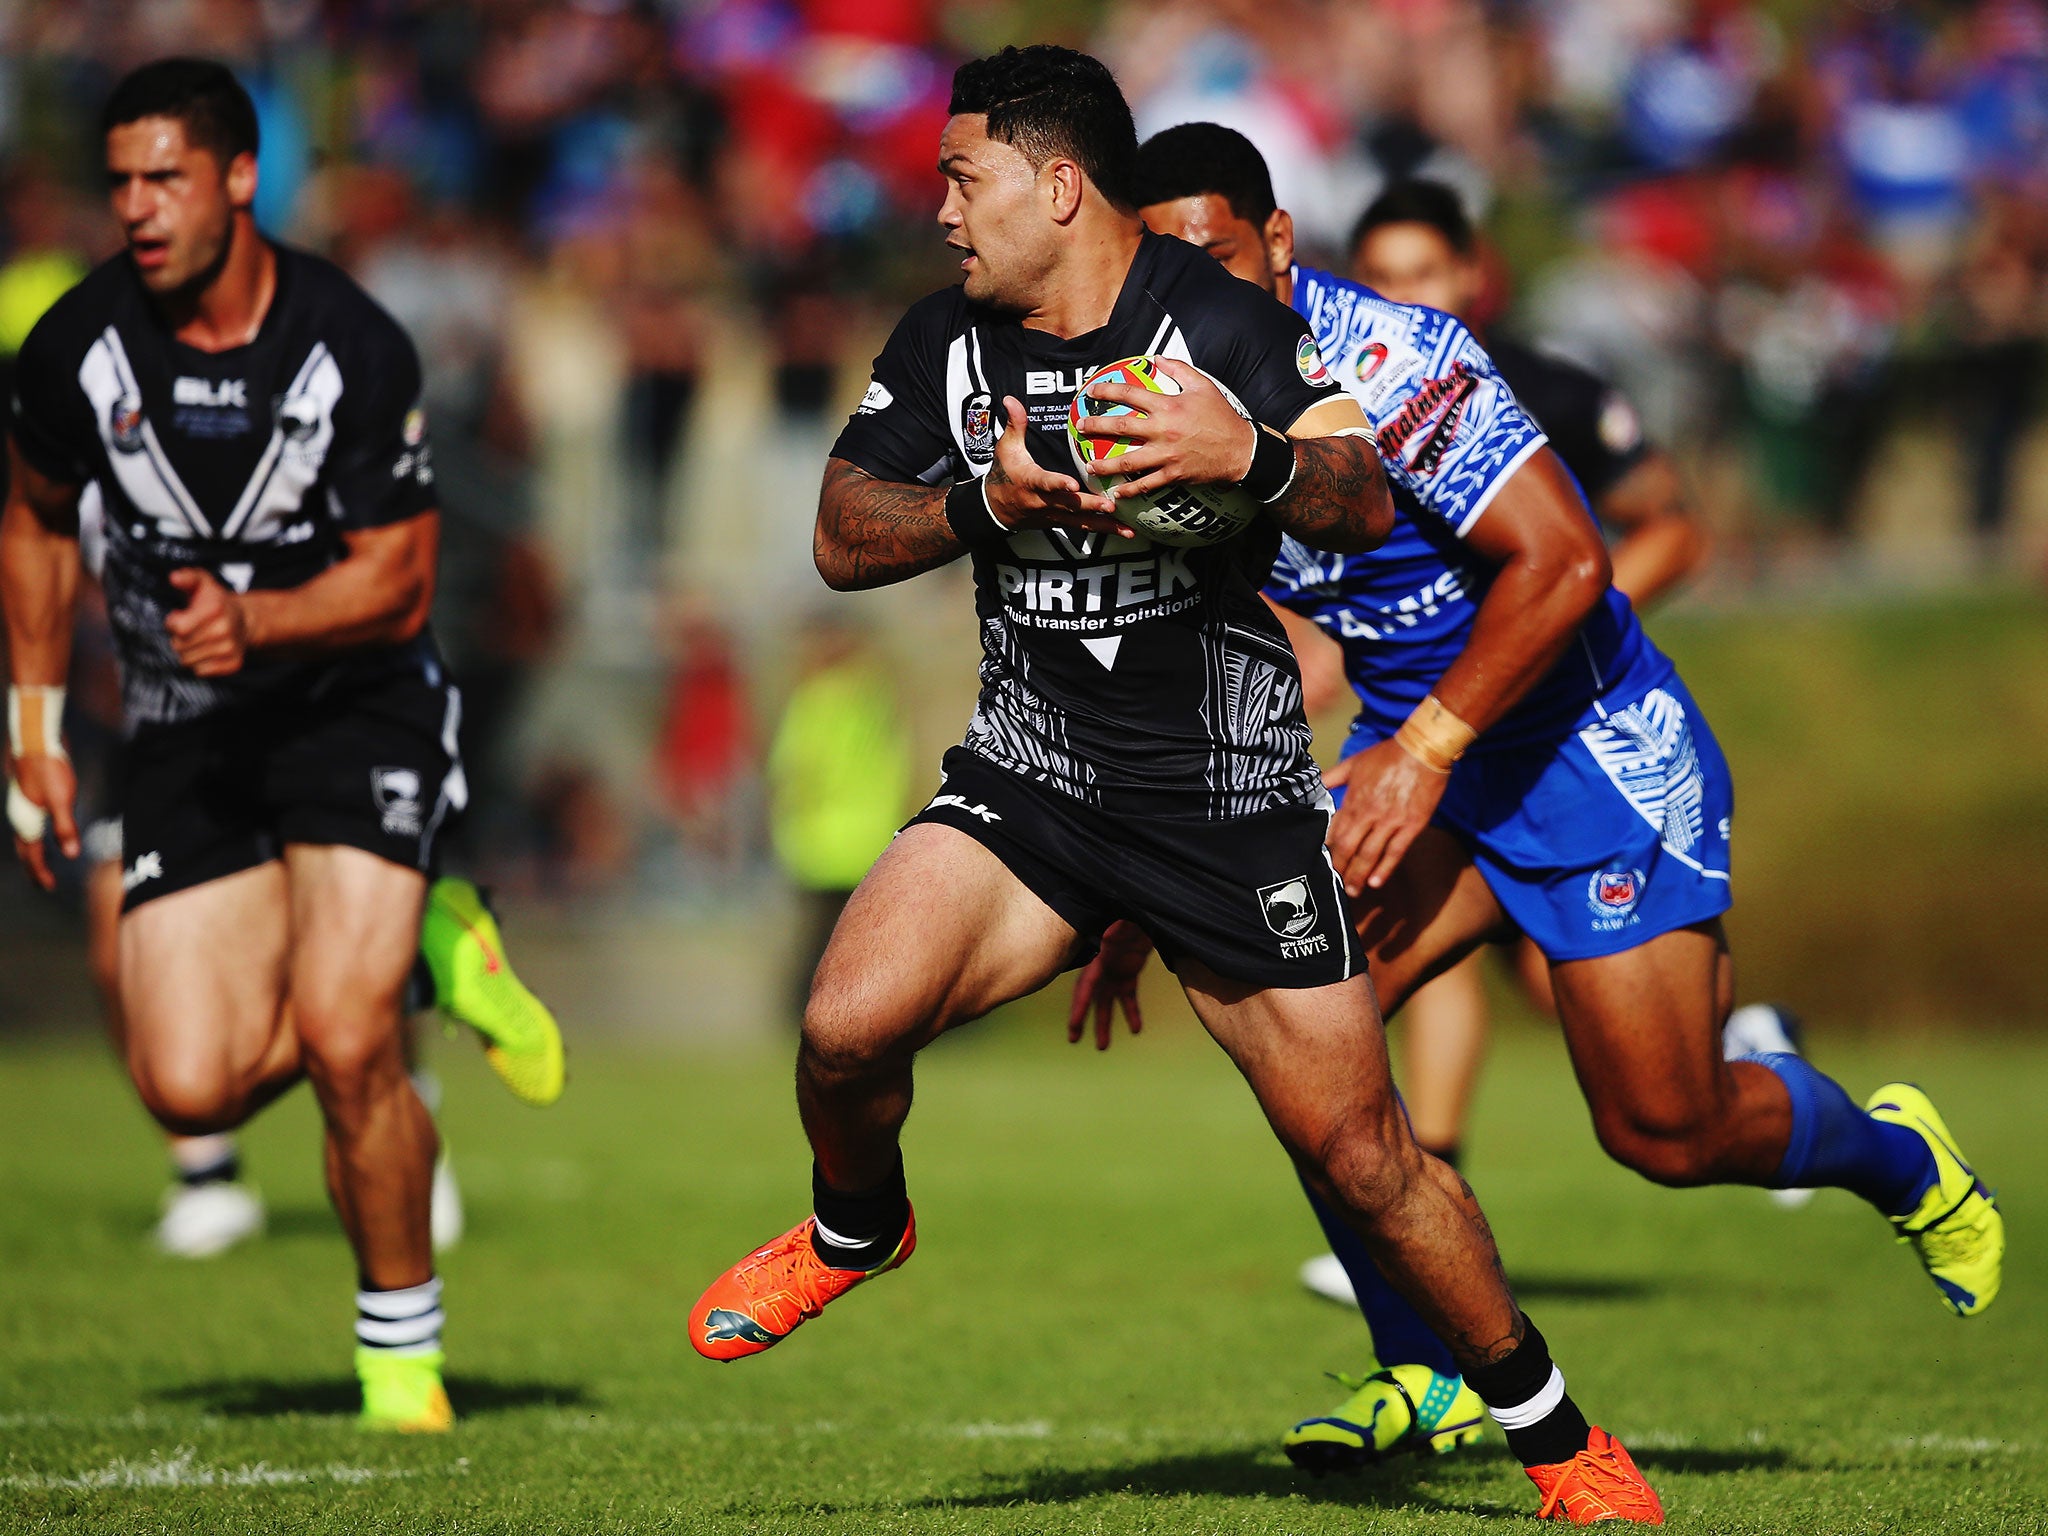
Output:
top-left (117, 670), bottom-right (464, 912)
top-left (905, 747), bottom-right (1356, 990)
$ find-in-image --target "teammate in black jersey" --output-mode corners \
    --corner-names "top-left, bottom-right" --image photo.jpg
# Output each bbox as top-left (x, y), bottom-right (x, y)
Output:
top-left (687, 46), bottom-right (1657, 1522)
top-left (0, 60), bottom-right (552, 1431)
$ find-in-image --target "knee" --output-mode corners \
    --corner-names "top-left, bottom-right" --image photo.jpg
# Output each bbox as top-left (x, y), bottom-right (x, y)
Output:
top-left (1311, 1106), bottom-right (1422, 1226)
top-left (132, 1058), bottom-right (247, 1137)
top-left (800, 983), bottom-right (910, 1084)
top-left (293, 998), bottom-right (401, 1103)
top-left (1591, 1106), bottom-right (1721, 1187)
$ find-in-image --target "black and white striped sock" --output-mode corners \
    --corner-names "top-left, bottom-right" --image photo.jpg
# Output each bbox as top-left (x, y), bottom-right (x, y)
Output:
top-left (170, 1134), bottom-right (240, 1188)
top-left (355, 1277), bottom-right (444, 1357)
top-left (1462, 1315), bottom-right (1591, 1467)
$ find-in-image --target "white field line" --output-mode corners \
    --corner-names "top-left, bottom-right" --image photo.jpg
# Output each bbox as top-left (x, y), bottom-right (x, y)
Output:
top-left (1888, 1434), bottom-right (2027, 1455)
top-left (0, 1446), bottom-right (451, 1491)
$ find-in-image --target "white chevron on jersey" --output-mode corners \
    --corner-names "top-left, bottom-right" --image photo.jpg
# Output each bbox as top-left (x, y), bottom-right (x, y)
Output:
top-left (219, 341), bottom-right (342, 541)
top-left (78, 328), bottom-right (343, 548)
top-left (1579, 687), bottom-right (1723, 873)
top-left (79, 327), bottom-right (209, 538)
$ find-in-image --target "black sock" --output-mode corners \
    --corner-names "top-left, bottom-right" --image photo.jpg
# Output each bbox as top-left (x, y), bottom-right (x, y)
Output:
top-left (176, 1148), bottom-right (240, 1188)
top-left (809, 1155), bottom-right (909, 1271)
top-left (1461, 1314), bottom-right (1591, 1467)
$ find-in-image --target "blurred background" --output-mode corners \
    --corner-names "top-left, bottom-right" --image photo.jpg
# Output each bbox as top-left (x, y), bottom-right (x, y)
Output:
top-left (0, 0), bottom-right (2043, 1039)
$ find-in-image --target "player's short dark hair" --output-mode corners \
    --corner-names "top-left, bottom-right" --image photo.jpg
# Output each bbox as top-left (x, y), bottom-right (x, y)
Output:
top-left (1350, 179), bottom-right (1474, 258)
top-left (101, 58), bottom-right (259, 167)
top-left (949, 46), bottom-right (1137, 209)
top-left (1132, 123), bottom-right (1277, 227)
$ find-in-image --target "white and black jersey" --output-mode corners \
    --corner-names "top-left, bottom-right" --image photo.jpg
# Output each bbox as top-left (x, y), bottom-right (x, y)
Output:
top-left (10, 246), bottom-right (439, 728)
top-left (833, 230), bottom-right (1344, 822)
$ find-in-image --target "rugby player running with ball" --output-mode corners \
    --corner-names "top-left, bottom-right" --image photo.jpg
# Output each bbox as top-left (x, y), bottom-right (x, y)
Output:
top-left (688, 46), bottom-right (1661, 1523)
top-left (1, 59), bottom-right (563, 1431)
top-left (1069, 122), bottom-right (2002, 1474)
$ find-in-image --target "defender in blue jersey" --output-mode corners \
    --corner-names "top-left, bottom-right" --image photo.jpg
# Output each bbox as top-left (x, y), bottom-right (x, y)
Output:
top-left (1067, 124), bottom-right (2005, 1473)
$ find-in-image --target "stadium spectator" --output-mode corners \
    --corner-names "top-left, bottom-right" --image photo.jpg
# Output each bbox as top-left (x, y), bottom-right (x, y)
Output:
top-left (765, 613), bottom-right (912, 1025)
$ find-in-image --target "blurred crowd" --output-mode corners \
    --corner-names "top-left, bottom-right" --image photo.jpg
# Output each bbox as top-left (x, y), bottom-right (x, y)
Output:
top-left (2, 0), bottom-right (2045, 903)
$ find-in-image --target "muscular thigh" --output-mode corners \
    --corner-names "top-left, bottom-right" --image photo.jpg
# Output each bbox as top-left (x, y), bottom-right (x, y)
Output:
top-left (809, 822), bottom-right (1084, 1056)
top-left (1351, 826), bottom-right (1513, 1017)
top-left (284, 844), bottom-right (427, 1058)
top-left (1179, 959), bottom-right (1403, 1161)
top-left (1548, 920), bottom-right (1727, 1128)
top-left (118, 861), bottom-right (292, 1093)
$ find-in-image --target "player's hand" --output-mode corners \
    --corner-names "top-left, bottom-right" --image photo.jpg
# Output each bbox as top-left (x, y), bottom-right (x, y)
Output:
top-left (7, 749), bottom-right (79, 891)
top-left (1076, 357), bottom-right (1257, 500)
top-left (165, 568), bottom-right (250, 677)
top-left (983, 397), bottom-right (1133, 537)
top-left (1324, 739), bottom-right (1450, 896)
top-left (1067, 919), bottom-right (1154, 1050)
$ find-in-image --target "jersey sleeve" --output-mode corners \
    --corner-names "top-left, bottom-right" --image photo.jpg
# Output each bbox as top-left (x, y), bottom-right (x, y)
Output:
top-left (1378, 314), bottom-right (1547, 538)
top-left (830, 293), bottom-right (958, 486)
top-left (325, 314), bottom-right (436, 529)
top-left (9, 306), bottom-right (95, 486)
top-left (1199, 280), bottom-right (1344, 434)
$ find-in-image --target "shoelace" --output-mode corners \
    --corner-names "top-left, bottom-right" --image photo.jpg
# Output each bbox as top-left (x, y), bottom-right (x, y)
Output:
top-left (731, 1228), bottom-right (844, 1320)
top-left (1536, 1446), bottom-right (1640, 1520)
top-left (1917, 1200), bottom-right (1992, 1265)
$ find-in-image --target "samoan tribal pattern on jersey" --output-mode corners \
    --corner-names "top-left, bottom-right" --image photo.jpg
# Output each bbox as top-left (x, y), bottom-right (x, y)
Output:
top-left (1265, 265), bottom-right (1661, 751)
top-left (10, 247), bottom-right (438, 727)
top-left (832, 231), bottom-right (1342, 821)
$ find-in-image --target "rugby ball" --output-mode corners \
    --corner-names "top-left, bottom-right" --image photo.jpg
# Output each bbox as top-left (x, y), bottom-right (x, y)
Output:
top-left (1066, 355), bottom-right (1261, 547)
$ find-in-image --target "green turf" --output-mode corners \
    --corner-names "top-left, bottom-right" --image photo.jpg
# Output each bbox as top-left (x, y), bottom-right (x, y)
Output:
top-left (0, 1005), bottom-right (2040, 1534)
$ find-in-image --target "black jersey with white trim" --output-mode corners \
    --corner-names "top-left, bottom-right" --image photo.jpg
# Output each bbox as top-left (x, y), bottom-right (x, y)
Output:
top-left (832, 230), bottom-right (1344, 821)
top-left (10, 245), bottom-right (439, 727)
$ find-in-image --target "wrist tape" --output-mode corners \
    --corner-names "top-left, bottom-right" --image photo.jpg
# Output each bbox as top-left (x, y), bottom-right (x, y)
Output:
top-left (7, 685), bottom-right (66, 762)
top-left (1393, 693), bottom-right (1477, 774)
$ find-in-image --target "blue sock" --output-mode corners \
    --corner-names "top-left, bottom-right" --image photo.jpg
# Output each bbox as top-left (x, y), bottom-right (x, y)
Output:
top-left (1300, 1172), bottom-right (1460, 1378)
top-left (1743, 1052), bottom-right (1936, 1216)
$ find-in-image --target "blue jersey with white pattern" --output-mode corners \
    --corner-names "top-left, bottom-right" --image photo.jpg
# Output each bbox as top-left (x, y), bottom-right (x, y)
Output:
top-left (1265, 265), bottom-right (1663, 752)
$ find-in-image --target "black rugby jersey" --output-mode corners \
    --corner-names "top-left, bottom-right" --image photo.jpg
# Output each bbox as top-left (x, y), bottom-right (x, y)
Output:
top-left (833, 229), bottom-right (1344, 821)
top-left (11, 245), bottom-right (438, 727)
top-left (1484, 335), bottom-right (1650, 506)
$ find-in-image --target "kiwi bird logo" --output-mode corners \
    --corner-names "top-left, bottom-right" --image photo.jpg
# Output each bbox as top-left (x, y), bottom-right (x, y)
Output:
top-left (1258, 876), bottom-right (1318, 938)
top-left (702, 1309), bottom-right (776, 1346)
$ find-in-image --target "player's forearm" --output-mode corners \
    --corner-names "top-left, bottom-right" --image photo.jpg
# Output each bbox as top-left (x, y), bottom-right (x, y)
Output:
top-left (814, 458), bottom-right (966, 592)
top-left (239, 533), bottom-right (435, 655)
top-left (1264, 435), bottom-right (1393, 555)
top-left (1598, 453), bottom-right (1705, 609)
top-left (1429, 545), bottom-right (1607, 739)
top-left (0, 493), bottom-right (80, 687)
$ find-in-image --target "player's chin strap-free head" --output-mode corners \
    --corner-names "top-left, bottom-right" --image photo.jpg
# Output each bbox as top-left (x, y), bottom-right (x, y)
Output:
top-left (6, 684), bottom-right (66, 843)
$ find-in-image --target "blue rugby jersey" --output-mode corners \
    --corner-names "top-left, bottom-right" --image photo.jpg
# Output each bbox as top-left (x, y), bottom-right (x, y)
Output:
top-left (1264, 265), bottom-right (1663, 752)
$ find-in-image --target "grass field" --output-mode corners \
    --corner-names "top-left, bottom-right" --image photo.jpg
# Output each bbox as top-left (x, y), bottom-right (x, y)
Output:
top-left (2, 1000), bottom-right (2041, 1534)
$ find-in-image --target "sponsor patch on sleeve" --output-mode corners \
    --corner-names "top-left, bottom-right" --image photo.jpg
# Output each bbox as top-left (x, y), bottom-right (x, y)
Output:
top-left (1296, 334), bottom-right (1333, 388)
top-left (858, 379), bottom-right (893, 414)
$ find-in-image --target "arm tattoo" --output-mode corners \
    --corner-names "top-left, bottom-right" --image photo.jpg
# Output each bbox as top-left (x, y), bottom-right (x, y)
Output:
top-left (814, 458), bottom-right (965, 591)
top-left (1266, 434), bottom-right (1393, 554)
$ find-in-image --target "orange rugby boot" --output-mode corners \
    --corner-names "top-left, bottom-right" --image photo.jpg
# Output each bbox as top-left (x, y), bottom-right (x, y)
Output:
top-left (689, 1209), bottom-right (917, 1361)
top-left (1525, 1427), bottom-right (1665, 1524)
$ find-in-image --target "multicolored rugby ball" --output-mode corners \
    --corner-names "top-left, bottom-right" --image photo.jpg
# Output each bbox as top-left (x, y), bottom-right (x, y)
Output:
top-left (1065, 355), bottom-right (1261, 547)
